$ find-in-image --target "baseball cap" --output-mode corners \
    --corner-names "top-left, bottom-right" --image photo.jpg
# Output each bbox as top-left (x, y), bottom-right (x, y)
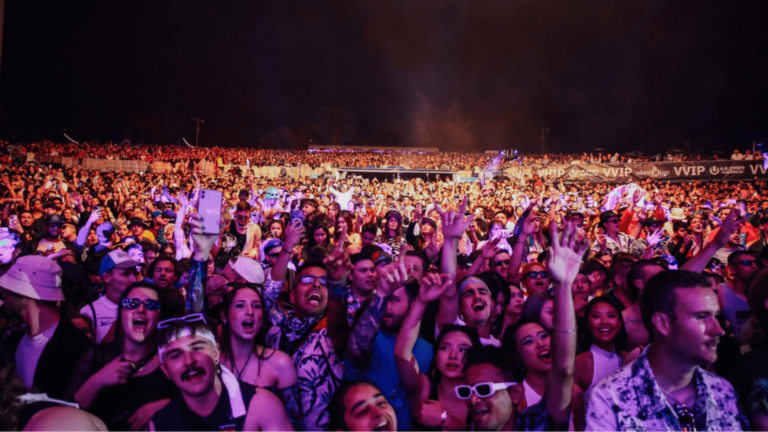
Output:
top-left (599, 211), bottom-right (619, 225)
top-left (0, 255), bottom-right (64, 301)
top-left (100, 249), bottom-right (141, 277)
top-left (259, 238), bottom-right (284, 263)
top-left (229, 257), bottom-right (265, 284)
top-left (371, 250), bottom-right (392, 266)
top-left (151, 211), bottom-right (162, 219)
top-left (44, 214), bottom-right (65, 225)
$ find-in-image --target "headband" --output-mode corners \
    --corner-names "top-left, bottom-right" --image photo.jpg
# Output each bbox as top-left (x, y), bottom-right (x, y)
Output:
top-left (458, 276), bottom-right (489, 295)
top-left (158, 326), bottom-right (218, 362)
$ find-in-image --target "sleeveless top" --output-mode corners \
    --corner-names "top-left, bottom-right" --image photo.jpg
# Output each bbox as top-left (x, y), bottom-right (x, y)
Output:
top-left (151, 367), bottom-right (256, 431)
top-left (523, 380), bottom-right (542, 407)
top-left (586, 343), bottom-right (622, 396)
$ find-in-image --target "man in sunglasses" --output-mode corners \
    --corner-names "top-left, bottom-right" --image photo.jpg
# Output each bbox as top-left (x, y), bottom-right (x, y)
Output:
top-left (80, 249), bottom-right (140, 343)
top-left (723, 251), bottom-right (759, 345)
top-left (585, 271), bottom-right (748, 431)
top-left (150, 315), bottom-right (293, 431)
top-left (229, 201), bottom-right (261, 259)
top-left (591, 210), bottom-right (635, 257)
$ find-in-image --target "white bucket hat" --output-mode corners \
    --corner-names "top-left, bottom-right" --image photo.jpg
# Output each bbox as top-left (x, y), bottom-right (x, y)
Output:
top-left (0, 255), bottom-right (64, 301)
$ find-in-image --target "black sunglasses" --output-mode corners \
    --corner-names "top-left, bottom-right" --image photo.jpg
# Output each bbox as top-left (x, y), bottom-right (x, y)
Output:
top-left (736, 259), bottom-right (758, 267)
top-left (489, 259), bottom-right (510, 268)
top-left (673, 403), bottom-right (696, 431)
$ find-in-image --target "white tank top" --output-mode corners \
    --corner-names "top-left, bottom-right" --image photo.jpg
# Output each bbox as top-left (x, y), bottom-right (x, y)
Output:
top-left (586, 343), bottom-right (622, 396)
top-left (523, 380), bottom-right (542, 407)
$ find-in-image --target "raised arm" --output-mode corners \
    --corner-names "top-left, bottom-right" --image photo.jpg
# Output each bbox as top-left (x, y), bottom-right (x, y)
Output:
top-left (272, 220), bottom-right (304, 283)
top-left (681, 210), bottom-right (744, 273)
top-left (75, 208), bottom-right (102, 248)
top-left (174, 191), bottom-right (191, 260)
top-left (545, 220), bottom-right (586, 427)
top-left (508, 216), bottom-right (536, 285)
top-left (436, 196), bottom-right (474, 331)
top-left (323, 229), bottom-right (353, 357)
top-left (347, 246), bottom-right (410, 369)
top-left (186, 213), bottom-right (218, 314)
top-left (395, 273), bottom-right (451, 398)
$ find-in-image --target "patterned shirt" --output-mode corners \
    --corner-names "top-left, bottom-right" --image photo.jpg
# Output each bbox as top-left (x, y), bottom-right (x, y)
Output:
top-left (346, 291), bottom-right (364, 326)
top-left (585, 348), bottom-right (749, 431)
top-left (591, 231), bottom-right (634, 256)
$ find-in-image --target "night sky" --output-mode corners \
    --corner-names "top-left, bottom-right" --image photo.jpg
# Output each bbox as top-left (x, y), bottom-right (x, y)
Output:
top-left (1, 1), bottom-right (766, 154)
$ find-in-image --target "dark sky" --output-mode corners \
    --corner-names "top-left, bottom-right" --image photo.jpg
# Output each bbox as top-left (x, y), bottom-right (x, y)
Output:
top-left (1, 1), bottom-right (766, 154)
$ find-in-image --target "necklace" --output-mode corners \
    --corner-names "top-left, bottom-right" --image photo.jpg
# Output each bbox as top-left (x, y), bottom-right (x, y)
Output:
top-left (122, 350), bottom-right (157, 375)
top-left (230, 348), bottom-right (254, 382)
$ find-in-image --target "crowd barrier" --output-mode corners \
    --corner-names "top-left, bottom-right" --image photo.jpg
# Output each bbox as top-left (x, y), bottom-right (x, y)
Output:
top-left (25, 154), bottom-right (768, 183)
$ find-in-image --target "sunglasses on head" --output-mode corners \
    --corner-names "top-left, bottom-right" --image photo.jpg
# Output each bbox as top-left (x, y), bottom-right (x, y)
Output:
top-left (455, 382), bottom-right (517, 399)
top-left (157, 313), bottom-right (206, 330)
top-left (122, 297), bottom-right (162, 311)
top-left (300, 275), bottom-right (327, 286)
top-left (489, 259), bottom-right (510, 268)
top-left (525, 271), bottom-right (549, 279)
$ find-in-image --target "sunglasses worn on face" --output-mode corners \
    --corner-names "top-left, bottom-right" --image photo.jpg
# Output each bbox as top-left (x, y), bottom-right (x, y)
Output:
top-left (266, 252), bottom-right (280, 259)
top-left (122, 298), bottom-right (162, 310)
top-left (300, 275), bottom-right (327, 286)
top-left (526, 271), bottom-right (549, 279)
top-left (157, 313), bottom-right (206, 330)
top-left (489, 259), bottom-right (510, 268)
top-left (736, 259), bottom-right (758, 267)
top-left (455, 382), bottom-right (517, 399)
top-left (605, 218), bottom-right (619, 224)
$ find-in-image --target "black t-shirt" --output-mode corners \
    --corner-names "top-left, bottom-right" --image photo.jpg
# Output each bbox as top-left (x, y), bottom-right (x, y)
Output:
top-left (228, 222), bottom-right (247, 251)
top-left (732, 344), bottom-right (768, 418)
top-left (152, 381), bottom-right (257, 431)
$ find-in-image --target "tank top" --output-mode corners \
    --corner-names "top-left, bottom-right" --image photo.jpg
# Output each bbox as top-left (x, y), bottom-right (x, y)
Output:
top-left (522, 380), bottom-right (542, 407)
top-left (586, 343), bottom-right (622, 396)
top-left (151, 366), bottom-right (256, 431)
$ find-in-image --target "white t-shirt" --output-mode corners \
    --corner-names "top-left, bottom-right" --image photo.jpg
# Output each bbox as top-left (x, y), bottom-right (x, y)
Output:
top-left (435, 317), bottom-right (502, 347)
top-left (80, 296), bottom-right (119, 343)
top-left (15, 323), bottom-right (58, 389)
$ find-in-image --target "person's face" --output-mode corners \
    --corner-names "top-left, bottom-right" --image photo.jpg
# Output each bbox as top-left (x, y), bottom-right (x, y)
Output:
top-left (130, 224), bottom-right (144, 237)
top-left (387, 217), bottom-right (399, 231)
top-left (539, 300), bottom-right (554, 329)
top-left (730, 254), bottom-right (759, 281)
top-left (689, 217), bottom-right (703, 233)
top-left (337, 217), bottom-right (348, 234)
top-left (464, 364), bottom-right (517, 431)
top-left (514, 322), bottom-right (552, 374)
top-left (145, 250), bottom-right (158, 267)
top-left (313, 228), bottom-right (327, 246)
top-left (459, 282), bottom-right (493, 327)
top-left (522, 265), bottom-right (549, 294)
top-left (490, 224), bottom-right (502, 238)
top-left (45, 223), bottom-right (61, 238)
top-left (104, 267), bottom-right (138, 297)
top-left (603, 216), bottom-right (620, 234)
top-left (20, 213), bottom-right (34, 227)
top-left (128, 248), bottom-right (145, 269)
top-left (160, 334), bottom-right (219, 398)
top-left (226, 288), bottom-right (263, 342)
top-left (152, 260), bottom-right (177, 289)
top-left (350, 259), bottom-right (376, 295)
top-left (506, 286), bottom-right (525, 316)
top-left (662, 288), bottom-right (724, 365)
top-left (63, 209), bottom-right (73, 220)
top-left (436, 330), bottom-right (473, 379)
top-left (489, 252), bottom-right (510, 278)
top-left (264, 246), bottom-right (280, 266)
top-left (421, 223), bottom-right (434, 235)
top-left (235, 210), bottom-right (250, 228)
top-left (301, 203), bottom-right (315, 215)
top-left (121, 287), bottom-right (161, 344)
top-left (291, 267), bottom-right (328, 318)
top-left (571, 273), bottom-right (590, 302)
top-left (382, 286), bottom-right (411, 331)
top-left (587, 302), bottom-right (621, 346)
top-left (361, 231), bottom-right (376, 246)
top-left (403, 255), bottom-right (425, 280)
top-left (61, 224), bottom-right (77, 240)
top-left (0, 239), bottom-right (17, 265)
top-left (270, 222), bottom-right (283, 238)
top-left (341, 383), bottom-right (397, 432)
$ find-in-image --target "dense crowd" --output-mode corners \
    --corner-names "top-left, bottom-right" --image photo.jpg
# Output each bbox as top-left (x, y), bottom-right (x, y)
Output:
top-left (0, 144), bottom-right (767, 431)
top-left (6, 140), bottom-right (758, 171)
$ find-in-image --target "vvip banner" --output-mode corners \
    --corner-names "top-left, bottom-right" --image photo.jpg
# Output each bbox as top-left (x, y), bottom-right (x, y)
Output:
top-left (531, 160), bottom-right (768, 182)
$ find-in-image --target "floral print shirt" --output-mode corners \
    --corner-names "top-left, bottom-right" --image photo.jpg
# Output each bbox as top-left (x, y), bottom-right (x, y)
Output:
top-left (585, 348), bottom-right (748, 431)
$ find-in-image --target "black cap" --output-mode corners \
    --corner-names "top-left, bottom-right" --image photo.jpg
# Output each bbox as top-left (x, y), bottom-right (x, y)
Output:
top-left (599, 210), bottom-right (619, 225)
top-left (128, 217), bottom-right (149, 228)
top-left (44, 213), bottom-right (64, 225)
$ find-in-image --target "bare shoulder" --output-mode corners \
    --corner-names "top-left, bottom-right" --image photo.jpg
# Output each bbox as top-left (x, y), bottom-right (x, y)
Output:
top-left (24, 406), bottom-right (107, 431)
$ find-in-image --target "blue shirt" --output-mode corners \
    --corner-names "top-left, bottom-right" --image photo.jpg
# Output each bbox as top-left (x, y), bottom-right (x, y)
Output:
top-left (344, 329), bottom-right (433, 430)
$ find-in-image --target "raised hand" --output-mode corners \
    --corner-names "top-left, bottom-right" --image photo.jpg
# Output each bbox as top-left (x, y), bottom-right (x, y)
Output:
top-left (520, 215), bottom-right (536, 237)
top-left (284, 219), bottom-right (305, 250)
top-left (178, 190), bottom-right (189, 208)
top-left (480, 237), bottom-right (502, 259)
top-left (87, 208), bottom-right (102, 224)
top-left (548, 220), bottom-right (588, 286)
top-left (377, 245), bottom-right (411, 295)
top-left (434, 195), bottom-right (474, 239)
top-left (418, 273), bottom-right (451, 303)
top-left (96, 357), bottom-right (133, 388)
top-left (324, 228), bottom-right (352, 281)
top-left (646, 229), bottom-right (664, 247)
top-left (713, 209), bottom-right (746, 246)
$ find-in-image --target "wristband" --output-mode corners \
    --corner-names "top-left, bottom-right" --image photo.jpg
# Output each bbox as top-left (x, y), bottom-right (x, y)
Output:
top-left (550, 326), bottom-right (577, 333)
top-left (327, 278), bottom-right (348, 301)
top-left (282, 247), bottom-right (293, 254)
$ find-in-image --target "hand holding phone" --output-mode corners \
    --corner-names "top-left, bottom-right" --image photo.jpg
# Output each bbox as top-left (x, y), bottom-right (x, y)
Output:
top-left (198, 189), bottom-right (223, 234)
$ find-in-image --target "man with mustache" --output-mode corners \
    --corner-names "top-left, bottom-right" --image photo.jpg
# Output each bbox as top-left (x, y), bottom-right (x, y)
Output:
top-left (585, 270), bottom-right (749, 431)
top-left (149, 315), bottom-right (293, 431)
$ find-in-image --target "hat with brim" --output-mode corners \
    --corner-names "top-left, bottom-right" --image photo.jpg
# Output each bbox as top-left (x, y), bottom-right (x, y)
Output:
top-left (128, 217), bottom-right (150, 229)
top-left (0, 255), bottom-right (64, 301)
top-left (230, 257), bottom-right (265, 284)
top-left (300, 198), bottom-right (319, 209)
top-left (670, 207), bottom-right (686, 221)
